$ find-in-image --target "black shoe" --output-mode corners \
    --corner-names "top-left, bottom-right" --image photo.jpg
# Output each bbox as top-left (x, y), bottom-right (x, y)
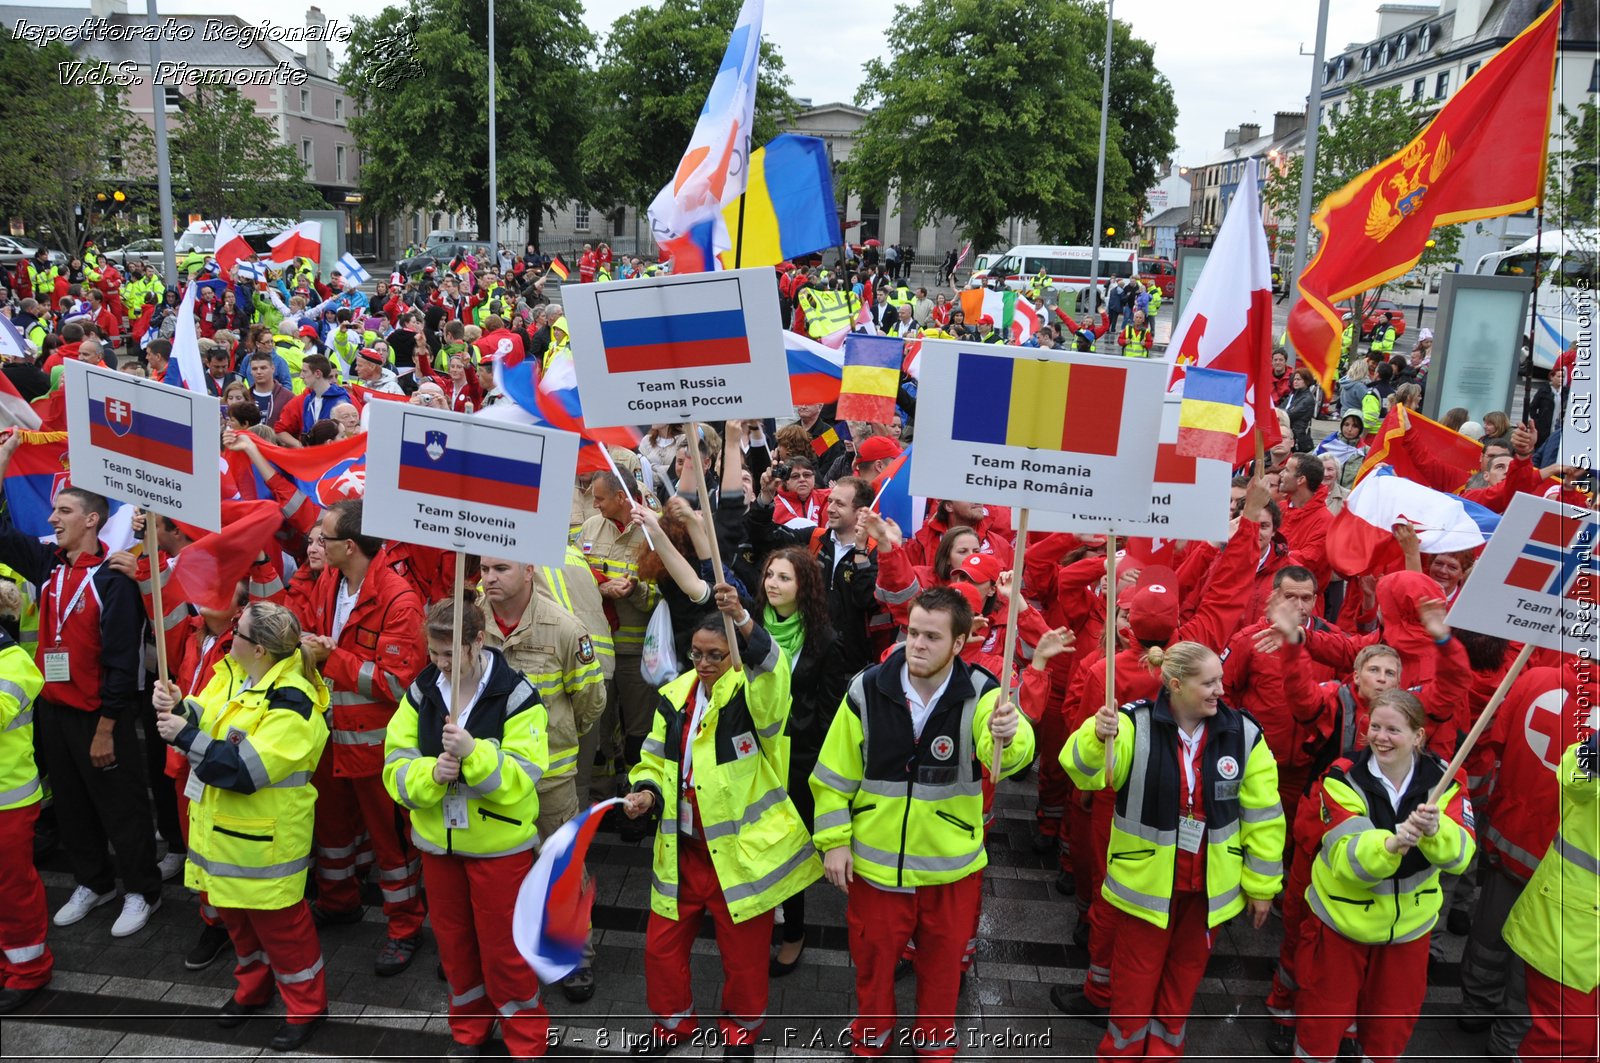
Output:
top-left (1267, 1023), bottom-right (1295, 1056)
top-left (185, 923), bottom-right (233, 971)
top-left (0, 984), bottom-right (45, 1014)
top-left (217, 996), bottom-right (269, 1028)
top-left (770, 936), bottom-right (805, 978)
top-left (375, 933), bottom-right (423, 977)
top-left (1072, 919), bottom-right (1091, 949)
top-left (562, 966), bottom-right (596, 1003)
top-left (893, 957), bottom-right (913, 982)
top-left (1049, 984), bottom-right (1108, 1028)
top-left (1031, 830), bottom-right (1056, 855)
top-left (269, 1014), bottom-right (326, 1051)
top-left (1338, 1037), bottom-right (1360, 1063)
top-left (445, 1042), bottom-right (483, 1058)
top-left (1055, 869), bottom-right (1076, 896)
top-left (310, 904), bottom-right (363, 928)
top-left (1456, 1014), bottom-right (1494, 1033)
top-left (1447, 907), bottom-right (1472, 935)
top-left (724, 1044), bottom-right (755, 1060)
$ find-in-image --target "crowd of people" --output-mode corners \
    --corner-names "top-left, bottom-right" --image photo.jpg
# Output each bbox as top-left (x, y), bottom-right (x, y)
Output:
top-left (0, 242), bottom-right (1592, 1063)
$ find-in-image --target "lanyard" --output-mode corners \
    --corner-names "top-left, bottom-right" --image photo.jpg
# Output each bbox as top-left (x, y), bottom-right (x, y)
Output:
top-left (51, 563), bottom-right (100, 645)
top-left (680, 679), bottom-right (708, 791)
top-left (1178, 730), bottom-right (1202, 815)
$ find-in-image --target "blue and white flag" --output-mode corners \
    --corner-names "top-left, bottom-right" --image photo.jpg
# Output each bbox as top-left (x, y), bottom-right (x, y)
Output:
top-left (335, 252), bottom-right (370, 290)
top-left (235, 260), bottom-right (266, 283)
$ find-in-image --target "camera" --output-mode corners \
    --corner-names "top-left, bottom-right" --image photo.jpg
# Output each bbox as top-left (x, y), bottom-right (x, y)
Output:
top-left (772, 462), bottom-right (792, 482)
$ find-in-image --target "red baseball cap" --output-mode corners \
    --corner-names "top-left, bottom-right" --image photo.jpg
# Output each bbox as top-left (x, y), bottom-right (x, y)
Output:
top-left (855, 436), bottom-right (903, 465)
top-left (1117, 566), bottom-right (1180, 643)
top-left (951, 581), bottom-right (987, 624)
top-left (979, 315), bottom-right (995, 326)
top-left (298, 325), bottom-right (319, 339)
top-left (954, 552), bottom-right (1003, 586)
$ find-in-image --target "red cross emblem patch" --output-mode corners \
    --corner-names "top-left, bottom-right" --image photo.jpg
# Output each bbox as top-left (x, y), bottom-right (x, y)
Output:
top-left (732, 731), bottom-right (756, 759)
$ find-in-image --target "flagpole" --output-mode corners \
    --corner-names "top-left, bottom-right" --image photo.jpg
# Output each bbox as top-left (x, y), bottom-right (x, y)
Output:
top-left (1427, 643), bottom-right (1534, 806)
top-left (447, 553), bottom-right (466, 726)
top-left (147, 0), bottom-right (178, 289)
top-left (993, 508), bottom-right (1029, 782)
top-left (1085, 0), bottom-right (1115, 334)
top-left (144, 515), bottom-right (170, 683)
top-left (487, 0), bottom-right (498, 251)
top-left (685, 420), bottom-right (742, 670)
top-left (1102, 532), bottom-right (1117, 788)
top-left (1287, 0), bottom-right (1331, 320)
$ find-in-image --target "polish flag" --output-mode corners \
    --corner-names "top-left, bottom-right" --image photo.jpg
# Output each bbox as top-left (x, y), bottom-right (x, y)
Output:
top-left (267, 220), bottom-right (322, 266)
top-left (213, 219), bottom-right (253, 274)
top-left (1165, 161), bottom-right (1280, 465)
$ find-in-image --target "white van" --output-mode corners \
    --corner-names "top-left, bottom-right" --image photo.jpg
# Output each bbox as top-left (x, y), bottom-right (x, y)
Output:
top-left (972, 244), bottom-right (1138, 297)
top-left (1474, 228), bottom-right (1597, 369)
top-left (175, 218), bottom-right (291, 256)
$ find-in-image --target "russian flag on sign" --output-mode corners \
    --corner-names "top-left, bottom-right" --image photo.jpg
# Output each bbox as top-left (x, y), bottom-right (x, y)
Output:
top-left (84, 374), bottom-right (194, 475)
top-left (596, 275), bottom-right (751, 374)
top-left (397, 411), bottom-right (543, 513)
top-left (513, 798), bottom-right (623, 983)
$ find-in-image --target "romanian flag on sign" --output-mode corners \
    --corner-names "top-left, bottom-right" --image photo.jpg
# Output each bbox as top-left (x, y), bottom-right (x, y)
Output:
top-left (1287, 1), bottom-right (1562, 391)
top-left (951, 352), bottom-right (1127, 457)
top-left (549, 255), bottom-right (570, 282)
top-left (836, 334), bottom-right (904, 423)
top-left (1175, 367), bottom-right (1248, 462)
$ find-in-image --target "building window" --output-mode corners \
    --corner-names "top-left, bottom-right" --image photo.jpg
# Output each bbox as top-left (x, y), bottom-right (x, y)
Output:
top-left (1398, 34), bottom-right (1410, 60)
top-left (574, 204), bottom-right (590, 232)
top-left (1421, 24), bottom-right (1432, 50)
top-left (1466, 61), bottom-right (1481, 80)
top-left (1362, 48), bottom-right (1373, 72)
top-left (613, 209), bottom-right (626, 237)
top-left (1590, 60), bottom-right (1600, 92)
top-left (301, 138), bottom-right (313, 174)
top-left (1380, 41), bottom-right (1390, 66)
top-left (334, 98), bottom-right (344, 120)
top-left (300, 89), bottom-right (310, 113)
top-left (1413, 77), bottom-right (1425, 102)
top-left (1435, 71), bottom-right (1449, 99)
top-left (163, 85), bottom-right (182, 110)
top-left (1336, 56), bottom-right (1348, 79)
top-left (336, 144), bottom-right (346, 182)
top-left (1323, 63), bottom-right (1332, 85)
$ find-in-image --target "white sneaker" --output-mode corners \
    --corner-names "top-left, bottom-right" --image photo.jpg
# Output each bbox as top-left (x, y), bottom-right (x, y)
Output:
top-left (157, 851), bottom-right (186, 881)
top-left (110, 893), bottom-right (161, 938)
top-left (53, 885), bottom-right (116, 927)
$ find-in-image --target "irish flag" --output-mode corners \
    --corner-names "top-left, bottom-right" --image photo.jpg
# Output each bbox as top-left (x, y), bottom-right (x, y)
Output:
top-left (957, 288), bottom-right (1038, 344)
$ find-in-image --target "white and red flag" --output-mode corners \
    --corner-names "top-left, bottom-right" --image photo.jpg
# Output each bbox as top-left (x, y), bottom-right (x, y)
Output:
top-left (212, 219), bottom-right (253, 274)
top-left (1166, 161), bottom-right (1279, 464)
top-left (267, 221), bottom-right (322, 266)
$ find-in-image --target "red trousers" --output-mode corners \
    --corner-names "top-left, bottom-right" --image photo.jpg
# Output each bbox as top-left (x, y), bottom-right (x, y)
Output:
top-left (421, 849), bottom-right (548, 1057)
top-left (847, 871), bottom-right (983, 1061)
top-left (173, 764), bottom-right (221, 929)
top-left (645, 838), bottom-right (774, 1047)
top-left (0, 804), bottom-right (53, 990)
top-left (1292, 919), bottom-right (1430, 1061)
top-left (220, 900), bottom-right (327, 1022)
top-left (311, 763), bottom-right (425, 939)
top-left (1084, 789), bottom-right (1117, 1008)
top-left (1518, 965), bottom-right (1598, 1063)
top-left (1098, 893), bottom-right (1211, 1060)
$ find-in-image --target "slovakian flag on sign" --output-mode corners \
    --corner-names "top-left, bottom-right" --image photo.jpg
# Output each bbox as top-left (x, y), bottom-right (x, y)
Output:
top-left (252, 433), bottom-right (367, 508)
top-left (595, 275), bottom-right (751, 374)
top-left (86, 378), bottom-right (195, 475)
top-left (397, 411), bottom-right (543, 513)
top-left (952, 351), bottom-right (1128, 458)
top-left (512, 798), bottom-right (623, 983)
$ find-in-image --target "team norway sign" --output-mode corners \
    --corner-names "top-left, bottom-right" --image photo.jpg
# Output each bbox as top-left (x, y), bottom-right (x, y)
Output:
top-left (361, 403), bottom-right (580, 566)
top-left (1448, 493), bottom-right (1598, 652)
top-left (63, 360), bottom-right (221, 531)
top-left (563, 268), bottom-right (793, 426)
top-left (908, 340), bottom-right (1165, 520)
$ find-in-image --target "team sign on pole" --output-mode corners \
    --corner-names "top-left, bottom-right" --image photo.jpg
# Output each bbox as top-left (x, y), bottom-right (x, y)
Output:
top-left (362, 403), bottom-right (580, 566)
top-left (563, 268), bottom-right (793, 425)
top-left (909, 340), bottom-right (1166, 520)
top-left (1448, 492), bottom-right (1598, 652)
top-left (1028, 396), bottom-right (1233, 540)
top-left (63, 359), bottom-right (221, 531)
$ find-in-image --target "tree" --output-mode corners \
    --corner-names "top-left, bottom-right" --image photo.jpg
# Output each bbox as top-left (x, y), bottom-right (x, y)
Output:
top-left (1544, 100), bottom-right (1599, 236)
top-left (847, 0), bottom-right (1176, 249)
top-left (342, 0), bottom-right (594, 243)
top-left (0, 36), bottom-right (152, 251)
top-left (1264, 84), bottom-right (1460, 282)
top-left (580, 0), bottom-right (795, 212)
top-left (168, 86), bottom-right (325, 224)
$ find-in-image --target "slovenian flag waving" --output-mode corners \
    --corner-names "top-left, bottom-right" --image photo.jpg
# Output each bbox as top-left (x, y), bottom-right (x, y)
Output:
top-left (512, 798), bottom-right (623, 983)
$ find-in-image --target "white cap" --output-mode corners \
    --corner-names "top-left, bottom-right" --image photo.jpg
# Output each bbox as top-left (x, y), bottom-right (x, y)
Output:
top-left (1459, 421), bottom-right (1486, 441)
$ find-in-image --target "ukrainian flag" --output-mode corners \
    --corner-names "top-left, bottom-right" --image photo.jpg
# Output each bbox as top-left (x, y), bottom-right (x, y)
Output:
top-left (952, 353), bottom-right (1128, 458)
top-left (718, 135), bottom-right (842, 268)
top-left (1175, 367), bottom-right (1248, 462)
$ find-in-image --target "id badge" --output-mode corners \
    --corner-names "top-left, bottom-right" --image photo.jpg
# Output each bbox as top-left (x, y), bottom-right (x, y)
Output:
top-left (1178, 816), bottom-right (1204, 854)
top-left (443, 789), bottom-right (470, 830)
top-left (678, 796), bottom-right (694, 837)
top-left (183, 769), bottom-right (205, 803)
top-left (43, 646), bottom-right (70, 683)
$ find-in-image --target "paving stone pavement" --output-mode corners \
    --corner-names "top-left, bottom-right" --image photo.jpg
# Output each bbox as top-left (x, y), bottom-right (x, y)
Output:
top-left (4, 766), bottom-right (1491, 1062)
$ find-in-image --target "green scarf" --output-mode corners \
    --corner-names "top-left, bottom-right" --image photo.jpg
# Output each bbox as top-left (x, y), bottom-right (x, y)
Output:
top-left (763, 604), bottom-right (806, 665)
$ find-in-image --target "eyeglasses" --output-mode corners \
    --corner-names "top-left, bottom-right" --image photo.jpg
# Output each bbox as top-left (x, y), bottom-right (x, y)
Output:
top-left (321, 535), bottom-right (349, 543)
top-left (687, 649), bottom-right (727, 664)
top-left (232, 622), bottom-right (254, 644)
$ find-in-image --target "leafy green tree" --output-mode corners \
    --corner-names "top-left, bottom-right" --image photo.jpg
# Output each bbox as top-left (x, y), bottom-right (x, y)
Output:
top-left (847, 0), bottom-right (1176, 249)
top-left (1544, 100), bottom-right (1598, 236)
top-left (342, 0), bottom-right (594, 242)
top-left (580, 0), bottom-right (795, 212)
top-left (169, 85), bottom-right (325, 225)
top-left (0, 36), bottom-right (152, 251)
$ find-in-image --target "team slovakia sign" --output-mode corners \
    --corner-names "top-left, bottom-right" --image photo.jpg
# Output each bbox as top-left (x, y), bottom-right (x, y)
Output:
top-left (908, 339), bottom-right (1165, 522)
top-left (361, 403), bottom-right (580, 566)
top-left (1448, 492), bottom-right (1598, 652)
top-left (563, 268), bottom-right (792, 426)
top-left (63, 360), bottom-right (221, 531)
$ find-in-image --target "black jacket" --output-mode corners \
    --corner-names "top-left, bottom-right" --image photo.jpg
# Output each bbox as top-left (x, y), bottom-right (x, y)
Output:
top-left (746, 500), bottom-right (879, 674)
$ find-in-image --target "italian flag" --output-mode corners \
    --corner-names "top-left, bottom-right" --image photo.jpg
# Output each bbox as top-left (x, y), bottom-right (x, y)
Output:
top-left (957, 288), bottom-right (1038, 344)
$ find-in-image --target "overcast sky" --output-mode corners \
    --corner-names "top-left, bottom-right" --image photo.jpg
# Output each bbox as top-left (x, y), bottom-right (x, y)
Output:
top-left (21, 0), bottom-right (1390, 163)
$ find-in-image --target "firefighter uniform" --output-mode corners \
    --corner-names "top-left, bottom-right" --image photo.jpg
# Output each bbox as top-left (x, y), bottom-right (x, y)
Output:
top-left (537, 547), bottom-right (615, 680)
top-left (384, 648), bottom-right (552, 1058)
top-left (1063, 694), bottom-right (1284, 1059)
top-left (170, 650), bottom-right (331, 1024)
top-left (1292, 749), bottom-right (1475, 1062)
top-left (812, 649), bottom-right (1035, 1060)
top-left (0, 632), bottom-right (49, 1003)
top-left (628, 625), bottom-right (820, 1049)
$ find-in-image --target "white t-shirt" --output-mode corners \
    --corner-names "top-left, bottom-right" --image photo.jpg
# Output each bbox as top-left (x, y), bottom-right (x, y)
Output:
top-left (434, 652), bottom-right (495, 729)
top-left (901, 665), bottom-right (953, 740)
top-left (1367, 755), bottom-right (1415, 812)
top-left (331, 578), bottom-right (360, 642)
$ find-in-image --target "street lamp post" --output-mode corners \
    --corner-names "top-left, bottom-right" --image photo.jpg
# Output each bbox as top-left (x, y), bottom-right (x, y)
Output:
top-left (1086, 0), bottom-right (1115, 324)
top-left (148, 0), bottom-right (177, 286)
top-left (487, 0), bottom-right (497, 248)
top-left (1288, 0), bottom-right (1331, 320)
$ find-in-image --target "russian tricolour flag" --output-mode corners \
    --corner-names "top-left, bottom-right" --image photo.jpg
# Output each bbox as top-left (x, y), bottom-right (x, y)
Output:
top-left (512, 798), bottom-right (622, 983)
top-left (397, 411), bottom-right (543, 513)
top-left (596, 275), bottom-right (751, 374)
top-left (85, 374), bottom-right (195, 475)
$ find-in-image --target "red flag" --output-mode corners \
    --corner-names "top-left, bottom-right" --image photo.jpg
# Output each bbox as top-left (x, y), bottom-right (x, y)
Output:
top-left (131, 303), bottom-right (155, 346)
top-left (1165, 163), bottom-right (1279, 464)
top-left (167, 500), bottom-right (285, 612)
top-left (1355, 405), bottom-right (1483, 494)
top-left (1288, 2), bottom-right (1562, 391)
top-left (346, 383), bottom-right (410, 408)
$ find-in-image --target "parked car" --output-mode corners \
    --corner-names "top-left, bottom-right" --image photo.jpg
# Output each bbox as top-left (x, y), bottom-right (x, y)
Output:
top-left (0, 236), bottom-right (68, 270)
top-left (106, 238), bottom-right (168, 270)
top-left (1359, 298), bottom-right (1408, 341)
top-left (394, 241), bottom-right (492, 279)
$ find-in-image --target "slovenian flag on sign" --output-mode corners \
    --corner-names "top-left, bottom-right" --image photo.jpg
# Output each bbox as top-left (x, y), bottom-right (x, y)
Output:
top-left (512, 798), bottom-right (623, 983)
top-left (397, 411), bottom-right (544, 513)
top-left (596, 276), bottom-right (751, 374)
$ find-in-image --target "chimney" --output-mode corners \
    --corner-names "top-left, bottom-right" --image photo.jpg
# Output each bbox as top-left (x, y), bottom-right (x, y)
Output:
top-left (1223, 128), bottom-right (1240, 149)
top-left (1273, 111), bottom-right (1306, 139)
top-left (306, 7), bottom-right (329, 78)
top-left (90, 0), bottom-right (129, 18)
top-left (1237, 123), bottom-right (1261, 145)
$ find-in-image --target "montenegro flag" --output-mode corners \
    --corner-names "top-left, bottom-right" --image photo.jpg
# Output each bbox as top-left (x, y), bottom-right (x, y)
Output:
top-left (1288, 0), bottom-right (1561, 392)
